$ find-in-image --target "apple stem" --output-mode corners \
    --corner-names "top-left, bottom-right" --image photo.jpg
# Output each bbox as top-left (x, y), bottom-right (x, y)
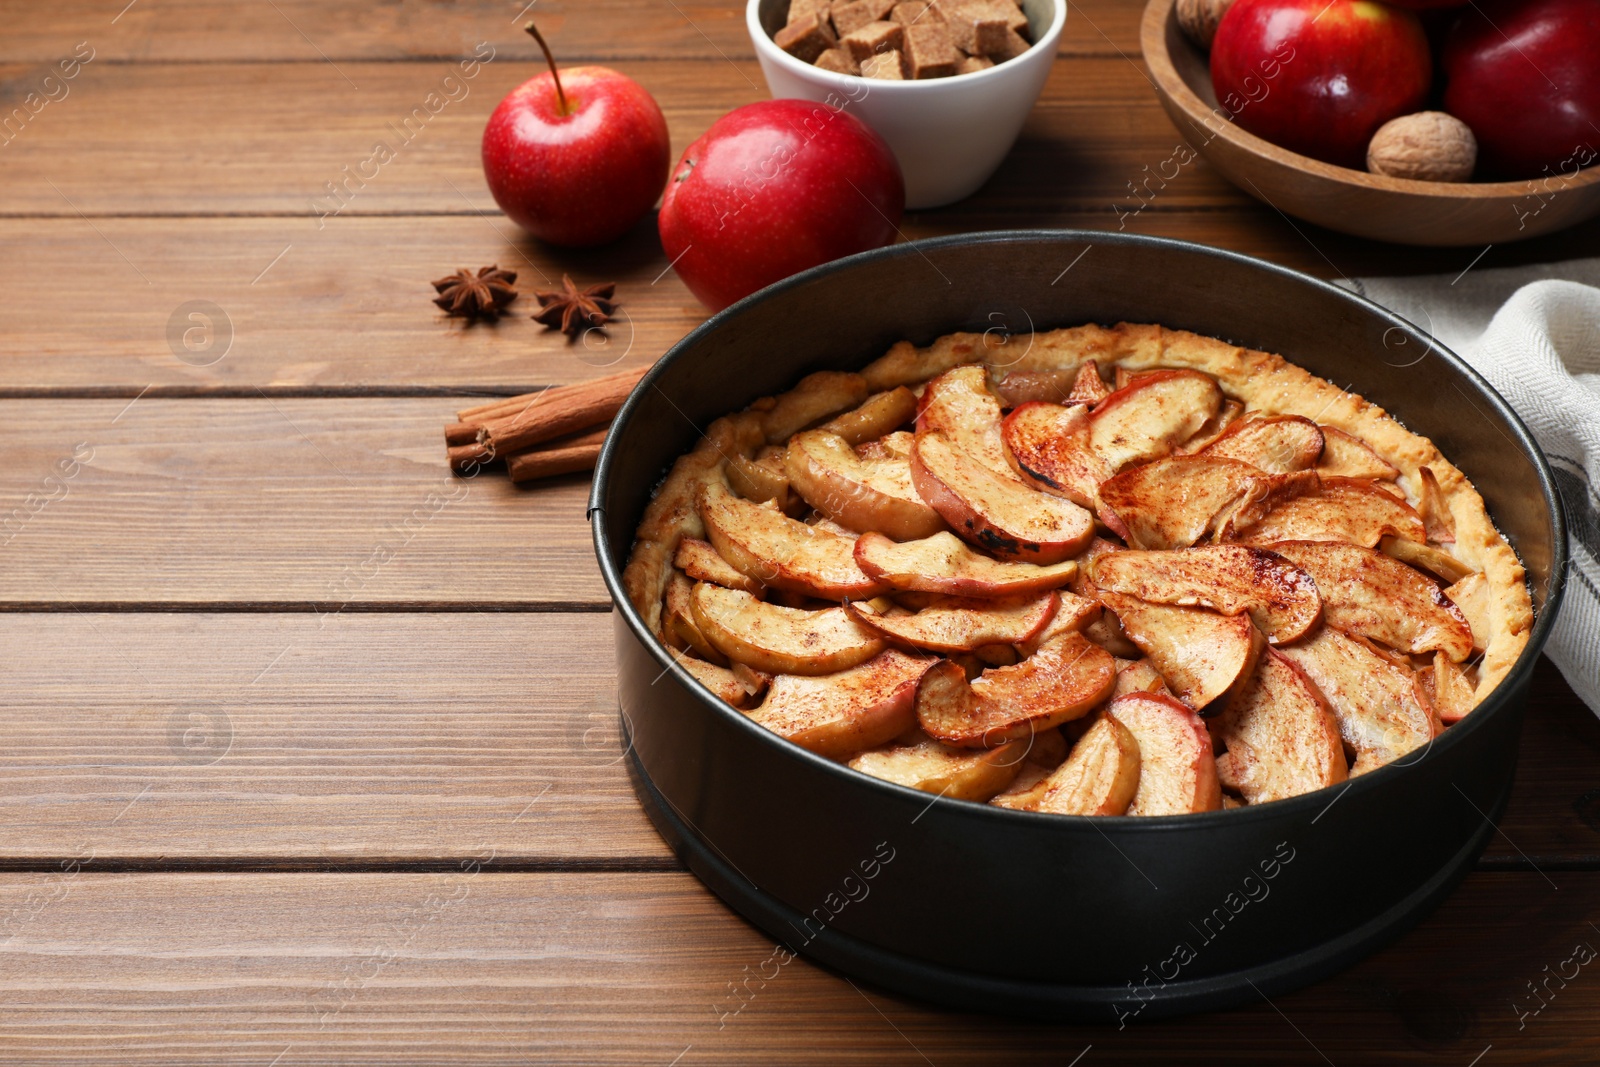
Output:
top-left (524, 21), bottom-right (571, 116)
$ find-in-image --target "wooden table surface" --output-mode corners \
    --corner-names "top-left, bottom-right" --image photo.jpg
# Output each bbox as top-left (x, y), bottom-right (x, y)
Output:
top-left (4, 0), bottom-right (1598, 1062)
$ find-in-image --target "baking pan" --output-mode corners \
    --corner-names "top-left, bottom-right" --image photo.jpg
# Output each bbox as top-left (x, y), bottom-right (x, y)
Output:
top-left (589, 231), bottom-right (1567, 1022)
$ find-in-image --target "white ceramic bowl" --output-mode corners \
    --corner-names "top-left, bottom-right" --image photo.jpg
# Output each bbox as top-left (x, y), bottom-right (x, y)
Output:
top-left (747, 0), bottom-right (1066, 209)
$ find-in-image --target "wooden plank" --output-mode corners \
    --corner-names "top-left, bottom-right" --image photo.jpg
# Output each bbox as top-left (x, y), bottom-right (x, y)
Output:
top-left (6, 209), bottom-right (1600, 394)
top-left (0, 603), bottom-right (1588, 865)
top-left (0, 612), bottom-right (668, 863)
top-left (0, 397), bottom-right (606, 606)
top-left (0, 58), bottom-right (1247, 217)
top-left (0, 869), bottom-right (1593, 1063)
top-left (0, 0), bottom-right (1142, 64)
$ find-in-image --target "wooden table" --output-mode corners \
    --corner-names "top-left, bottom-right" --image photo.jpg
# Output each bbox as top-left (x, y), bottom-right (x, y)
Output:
top-left (3, 1), bottom-right (1597, 1062)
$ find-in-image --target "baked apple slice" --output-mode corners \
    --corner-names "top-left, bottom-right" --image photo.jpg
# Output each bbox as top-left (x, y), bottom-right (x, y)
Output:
top-left (665, 572), bottom-right (728, 665)
top-left (1179, 399), bottom-right (1244, 453)
top-left (1267, 541), bottom-right (1473, 662)
top-left (911, 431), bottom-right (1094, 564)
top-left (853, 530), bottom-right (1080, 597)
top-left (1000, 401), bottom-right (1108, 508)
top-left (1213, 649), bottom-right (1347, 805)
top-left (691, 583), bottom-right (885, 675)
top-left (674, 537), bottom-right (764, 594)
top-left (848, 592), bottom-right (1059, 653)
top-left (1317, 427), bottom-right (1399, 480)
top-left (916, 632), bottom-right (1116, 747)
top-left (1031, 715), bottom-right (1142, 816)
top-left (1091, 545), bottom-right (1322, 644)
top-left (758, 370), bottom-right (868, 444)
top-left (1416, 651), bottom-right (1478, 724)
top-left (1379, 534), bottom-right (1474, 585)
top-left (916, 364), bottom-right (1011, 475)
top-left (785, 429), bottom-right (945, 541)
top-left (1013, 590), bottom-right (1103, 656)
top-left (849, 730), bottom-right (1025, 801)
top-left (699, 481), bottom-right (887, 599)
top-left (818, 386), bottom-right (918, 446)
top-left (1098, 456), bottom-right (1304, 549)
top-left (1113, 657), bottom-right (1172, 699)
top-left (1197, 415), bottom-right (1324, 474)
top-left (671, 648), bottom-right (755, 708)
top-left (727, 449), bottom-right (792, 507)
top-left (1098, 592), bottom-right (1266, 711)
top-left (1232, 476), bottom-right (1426, 547)
top-left (1416, 466), bottom-right (1456, 543)
top-left (1443, 572), bottom-right (1492, 654)
top-left (1106, 693), bottom-right (1223, 815)
top-left (1278, 628), bottom-right (1440, 775)
top-left (747, 648), bottom-right (934, 760)
top-left (1088, 369), bottom-right (1223, 471)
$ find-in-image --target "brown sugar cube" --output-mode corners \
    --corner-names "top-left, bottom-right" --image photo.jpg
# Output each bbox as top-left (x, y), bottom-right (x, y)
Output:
top-left (775, 12), bottom-right (838, 62)
top-left (832, 0), bottom-right (897, 36)
top-left (947, 8), bottom-right (1012, 54)
top-left (814, 47), bottom-right (861, 74)
top-left (841, 20), bottom-right (905, 60)
top-left (903, 21), bottom-right (960, 78)
top-left (860, 51), bottom-right (906, 78)
top-left (890, 0), bottom-right (944, 25)
top-left (957, 54), bottom-right (994, 73)
top-left (953, 0), bottom-right (1029, 33)
top-left (786, 0), bottom-right (832, 26)
top-left (989, 25), bottom-right (1032, 59)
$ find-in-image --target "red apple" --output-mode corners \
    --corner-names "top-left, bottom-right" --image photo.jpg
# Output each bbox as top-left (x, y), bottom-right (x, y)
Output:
top-left (482, 24), bottom-right (670, 247)
top-left (1443, 0), bottom-right (1600, 179)
top-left (658, 100), bottom-right (904, 313)
top-left (1211, 0), bottom-right (1432, 169)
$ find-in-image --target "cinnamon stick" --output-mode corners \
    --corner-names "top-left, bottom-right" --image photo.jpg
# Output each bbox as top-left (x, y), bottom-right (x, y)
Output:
top-left (481, 366), bottom-right (646, 455)
top-left (448, 441), bottom-right (499, 474)
top-left (507, 428), bottom-right (608, 485)
top-left (457, 366), bottom-right (646, 425)
top-left (444, 421), bottom-right (481, 447)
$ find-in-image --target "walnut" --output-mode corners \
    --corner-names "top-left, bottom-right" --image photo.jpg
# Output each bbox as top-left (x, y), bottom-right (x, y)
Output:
top-left (1176, 0), bottom-right (1236, 49)
top-left (1366, 112), bottom-right (1478, 183)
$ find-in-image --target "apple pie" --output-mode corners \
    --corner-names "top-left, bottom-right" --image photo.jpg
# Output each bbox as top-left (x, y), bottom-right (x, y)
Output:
top-left (623, 322), bottom-right (1532, 815)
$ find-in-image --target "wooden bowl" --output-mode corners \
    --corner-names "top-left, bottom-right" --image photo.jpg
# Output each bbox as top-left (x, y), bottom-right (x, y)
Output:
top-left (1140, 0), bottom-right (1600, 246)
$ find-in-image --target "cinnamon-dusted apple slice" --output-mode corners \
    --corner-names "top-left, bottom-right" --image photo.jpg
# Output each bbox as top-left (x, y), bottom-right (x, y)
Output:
top-left (1031, 715), bottom-right (1142, 816)
top-left (1091, 545), bottom-right (1322, 644)
top-left (1113, 658), bottom-right (1172, 699)
top-left (675, 537), bottom-right (764, 594)
top-left (916, 633), bottom-right (1117, 748)
top-left (1197, 415), bottom-right (1324, 474)
top-left (912, 431), bottom-right (1094, 564)
top-left (848, 592), bottom-right (1059, 653)
top-left (854, 531), bottom-right (1079, 597)
top-left (691, 583), bottom-right (885, 676)
top-left (1416, 651), bottom-right (1478, 724)
top-left (1266, 541), bottom-right (1473, 662)
top-left (699, 481), bottom-right (887, 600)
top-left (1068, 361), bottom-right (1113, 405)
top-left (1099, 593), bottom-right (1265, 711)
top-left (1213, 649), bottom-right (1347, 805)
top-left (1000, 401), bottom-right (1108, 508)
top-left (1416, 466), bottom-right (1455, 543)
top-left (1233, 477), bottom-right (1426, 547)
top-left (1179, 399), bottom-right (1244, 453)
top-left (1317, 427), bottom-right (1399, 480)
top-left (747, 648), bottom-right (934, 760)
top-left (785, 429), bottom-right (945, 541)
top-left (671, 649), bottom-right (754, 709)
top-left (1106, 693), bottom-right (1223, 815)
top-left (818, 386), bottom-right (917, 446)
top-left (1278, 628), bottom-right (1440, 775)
top-left (1098, 456), bottom-right (1300, 549)
top-left (916, 364), bottom-right (1011, 475)
top-left (759, 370), bottom-right (868, 444)
top-left (727, 448), bottom-right (792, 507)
top-left (1013, 590), bottom-right (1102, 656)
top-left (729, 660), bottom-right (773, 702)
top-left (1444, 572), bottom-right (1492, 654)
top-left (1380, 535), bottom-right (1474, 585)
top-left (849, 730), bottom-right (1025, 801)
top-left (1086, 370), bottom-right (1224, 469)
top-left (665, 572), bottom-right (728, 665)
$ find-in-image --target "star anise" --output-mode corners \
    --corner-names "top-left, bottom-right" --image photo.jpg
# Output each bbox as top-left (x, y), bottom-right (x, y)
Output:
top-left (432, 266), bottom-right (518, 322)
top-left (532, 275), bottom-right (617, 339)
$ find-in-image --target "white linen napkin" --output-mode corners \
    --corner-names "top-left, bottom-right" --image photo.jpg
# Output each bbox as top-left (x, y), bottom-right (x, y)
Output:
top-left (1341, 258), bottom-right (1600, 715)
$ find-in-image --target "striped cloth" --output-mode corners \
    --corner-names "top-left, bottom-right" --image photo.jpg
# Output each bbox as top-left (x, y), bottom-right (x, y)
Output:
top-left (1343, 258), bottom-right (1600, 716)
